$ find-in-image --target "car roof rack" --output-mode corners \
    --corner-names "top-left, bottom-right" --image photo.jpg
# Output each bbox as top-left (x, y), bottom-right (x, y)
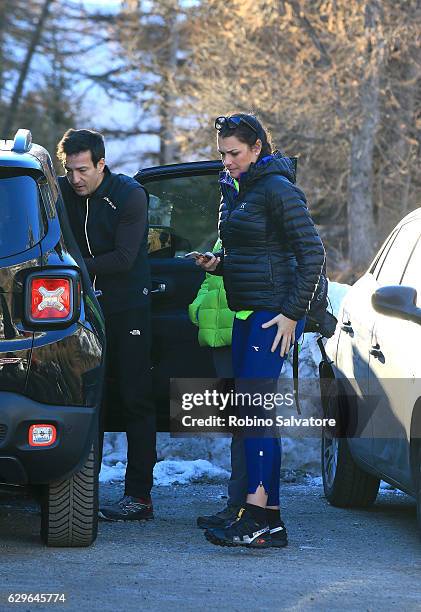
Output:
top-left (11, 129), bottom-right (32, 153)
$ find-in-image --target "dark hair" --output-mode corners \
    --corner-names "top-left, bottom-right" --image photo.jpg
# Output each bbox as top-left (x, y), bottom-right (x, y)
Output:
top-left (217, 114), bottom-right (273, 160)
top-left (56, 128), bottom-right (105, 167)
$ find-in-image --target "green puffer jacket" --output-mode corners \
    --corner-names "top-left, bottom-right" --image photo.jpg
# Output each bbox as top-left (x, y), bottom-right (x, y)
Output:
top-left (188, 241), bottom-right (234, 348)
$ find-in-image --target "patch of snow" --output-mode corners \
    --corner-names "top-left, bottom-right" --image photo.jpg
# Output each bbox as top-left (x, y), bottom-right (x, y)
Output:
top-left (378, 480), bottom-right (408, 495)
top-left (380, 480), bottom-right (396, 490)
top-left (156, 433), bottom-right (232, 471)
top-left (328, 280), bottom-right (350, 316)
top-left (99, 455), bottom-right (229, 486)
top-left (307, 475), bottom-right (323, 487)
top-left (153, 459), bottom-right (229, 486)
top-left (99, 461), bottom-right (126, 484)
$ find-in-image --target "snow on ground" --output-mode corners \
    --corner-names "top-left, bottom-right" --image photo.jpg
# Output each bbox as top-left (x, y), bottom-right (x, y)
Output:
top-left (379, 480), bottom-right (406, 495)
top-left (100, 280), bottom-right (351, 485)
top-left (99, 456), bottom-right (229, 486)
top-left (307, 475), bottom-right (323, 487)
top-left (153, 459), bottom-right (229, 486)
top-left (297, 475), bottom-right (402, 494)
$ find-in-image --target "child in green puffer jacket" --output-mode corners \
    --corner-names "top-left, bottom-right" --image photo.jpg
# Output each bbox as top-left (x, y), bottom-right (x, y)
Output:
top-left (188, 240), bottom-right (234, 348)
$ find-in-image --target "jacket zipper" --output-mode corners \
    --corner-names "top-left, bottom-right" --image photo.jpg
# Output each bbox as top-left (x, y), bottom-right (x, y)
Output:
top-left (84, 197), bottom-right (96, 290)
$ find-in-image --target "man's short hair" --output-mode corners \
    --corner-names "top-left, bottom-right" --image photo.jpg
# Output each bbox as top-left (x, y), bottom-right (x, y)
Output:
top-left (57, 129), bottom-right (105, 167)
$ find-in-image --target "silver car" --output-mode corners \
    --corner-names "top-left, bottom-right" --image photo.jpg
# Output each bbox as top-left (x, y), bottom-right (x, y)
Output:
top-left (320, 207), bottom-right (421, 535)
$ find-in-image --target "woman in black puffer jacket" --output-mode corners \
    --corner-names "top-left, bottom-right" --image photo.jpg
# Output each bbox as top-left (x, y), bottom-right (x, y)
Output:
top-left (197, 114), bottom-right (325, 549)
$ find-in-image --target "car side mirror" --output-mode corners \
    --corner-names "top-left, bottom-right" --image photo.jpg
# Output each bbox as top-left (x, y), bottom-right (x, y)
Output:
top-left (372, 285), bottom-right (421, 323)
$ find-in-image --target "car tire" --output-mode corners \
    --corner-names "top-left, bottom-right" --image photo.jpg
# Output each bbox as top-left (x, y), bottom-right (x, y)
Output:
top-left (40, 438), bottom-right (99, 548)
top-left (321, 377), bottom-right (380, 507)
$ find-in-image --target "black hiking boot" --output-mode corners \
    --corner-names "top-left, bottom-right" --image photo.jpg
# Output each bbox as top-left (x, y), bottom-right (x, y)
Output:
top-left (269, 521), bottom-right (288, 548)
top-left (204, 506), bottom-right (271, 548)
top-left (196, 504), bottom-right (241, 530)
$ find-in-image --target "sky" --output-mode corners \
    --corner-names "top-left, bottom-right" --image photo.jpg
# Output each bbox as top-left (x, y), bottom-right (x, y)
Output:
top-left (77, 0), bottom-right (159, 174)
top-left (72, 0), bottom-right (197, 174)
top-left (83, 0), bottom-right (121, 7)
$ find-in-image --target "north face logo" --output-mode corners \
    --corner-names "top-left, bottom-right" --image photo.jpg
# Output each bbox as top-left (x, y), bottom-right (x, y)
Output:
top-left (103, 196), bottom-right (116, 210)
top-left (239, 202), bottom-right (246, 210)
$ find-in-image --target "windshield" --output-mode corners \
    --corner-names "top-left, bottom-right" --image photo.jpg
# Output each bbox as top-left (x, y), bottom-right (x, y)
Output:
top-left (0, 173), bottom-right (45, 258)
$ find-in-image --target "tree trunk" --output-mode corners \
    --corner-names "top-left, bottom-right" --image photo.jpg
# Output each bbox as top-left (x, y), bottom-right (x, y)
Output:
top-left (394, 52), bottom-right (419, 218)
top-left (347, 1), bottom-right (384, 268)
top-left (0, 0), bottom-right (12, 104)
top-left (159, 2), bottom-right (179, 165)
top-left (1, 0), bottom-right (54, 137)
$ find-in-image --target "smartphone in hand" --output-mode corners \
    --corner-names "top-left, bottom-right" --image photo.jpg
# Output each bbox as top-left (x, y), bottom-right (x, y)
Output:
top-left (184, 251), bottom-right (213, 260)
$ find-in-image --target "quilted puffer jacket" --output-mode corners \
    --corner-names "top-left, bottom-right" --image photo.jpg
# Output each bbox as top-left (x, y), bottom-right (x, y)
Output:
top-left (188, 273), bottom-right (234, 348)
top-left (213, 153), bottom-right (325, 321)
top-left (188, 240), bottom-right (234, 347)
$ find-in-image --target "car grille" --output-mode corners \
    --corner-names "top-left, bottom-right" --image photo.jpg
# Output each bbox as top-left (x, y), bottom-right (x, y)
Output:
top-left (0, 424), bottom-right (7, 444)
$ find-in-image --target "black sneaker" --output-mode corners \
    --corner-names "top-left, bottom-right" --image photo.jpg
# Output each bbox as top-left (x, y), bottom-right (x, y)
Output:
top-left (205, 507), bottom-right (271, 548)
top-left (269, 521), bottom-right (288, 548)
top-left (98, 495), bottom-right (154, 522)
top-left (197, 504), bottom-right (240, 530)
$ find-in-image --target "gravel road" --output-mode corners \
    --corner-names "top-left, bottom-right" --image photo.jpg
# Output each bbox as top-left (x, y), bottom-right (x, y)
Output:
top-left (0, 477), bottom-right (420, 612)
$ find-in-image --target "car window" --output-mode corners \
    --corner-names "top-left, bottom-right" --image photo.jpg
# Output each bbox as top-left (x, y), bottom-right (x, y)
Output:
top-left (375, 221), bottom-right (421, 286)
top-left (0, 172), bottom-right (46, 258)
top-left (145, 173), bottom-right (220, 255)
top-left (401, 236), bottom-right (421, 307)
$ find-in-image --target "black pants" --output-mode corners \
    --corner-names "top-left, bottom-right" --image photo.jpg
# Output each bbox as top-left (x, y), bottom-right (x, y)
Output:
top-left (104, 304), bottom-right (156, 498)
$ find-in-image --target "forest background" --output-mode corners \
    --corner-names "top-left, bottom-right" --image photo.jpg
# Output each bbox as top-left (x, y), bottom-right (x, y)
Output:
top-left (0, 0), bottom-right (420, 280)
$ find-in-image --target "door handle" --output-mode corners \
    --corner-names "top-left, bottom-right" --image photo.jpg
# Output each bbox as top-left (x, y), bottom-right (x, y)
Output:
top-left (341, 322), bottom-right (353, 334)
top-left (151, 283), bottom-right (166, 294)
top-left (369, 344), bottom-right (384, 360)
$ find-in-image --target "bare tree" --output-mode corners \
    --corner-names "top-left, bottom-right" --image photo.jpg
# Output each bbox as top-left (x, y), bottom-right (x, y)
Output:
top-left (347, 1), bottom-right (385, 267)
top-left (2, 0), bottom-right (418, 279)
top-left (107, 0), bottom-right (190, 164)
top-left (183, 0), bottom-right (420, 276)
top-left (1, 0), bottom-right (55, 136)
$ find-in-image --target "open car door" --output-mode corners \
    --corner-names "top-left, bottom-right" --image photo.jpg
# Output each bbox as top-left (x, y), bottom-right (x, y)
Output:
top-left (104, 160), bottom-right (223, 431)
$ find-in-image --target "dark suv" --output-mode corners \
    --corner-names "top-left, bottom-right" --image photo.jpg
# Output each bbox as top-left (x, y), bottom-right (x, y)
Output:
top-left (0, 130), bottom-right (105, 547)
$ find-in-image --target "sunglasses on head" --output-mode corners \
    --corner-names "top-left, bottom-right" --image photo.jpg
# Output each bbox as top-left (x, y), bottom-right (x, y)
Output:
top-left (214, 115), bottom-right (259, 135)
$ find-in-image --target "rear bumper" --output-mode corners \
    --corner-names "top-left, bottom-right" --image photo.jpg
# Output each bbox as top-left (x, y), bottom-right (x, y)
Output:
top-left (0, 392), bottom-right (97, 485)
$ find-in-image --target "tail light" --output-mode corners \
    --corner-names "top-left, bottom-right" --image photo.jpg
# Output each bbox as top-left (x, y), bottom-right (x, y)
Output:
top-left (25, 270), bottom-right (81, 327)
top-left (30, 278), bottom-right (71, 320)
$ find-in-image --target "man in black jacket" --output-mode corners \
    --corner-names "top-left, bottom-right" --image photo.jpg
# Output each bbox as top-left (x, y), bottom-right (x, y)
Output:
top-left (57, 128), bottom-right (156, 521)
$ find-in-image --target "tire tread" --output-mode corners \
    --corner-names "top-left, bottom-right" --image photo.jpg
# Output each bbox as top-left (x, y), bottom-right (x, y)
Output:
top-left (40, 442), bottom-right (98, 548)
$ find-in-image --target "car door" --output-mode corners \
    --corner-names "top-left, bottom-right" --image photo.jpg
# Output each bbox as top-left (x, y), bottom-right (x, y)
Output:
top-left (369, 220), bottom-right (421, 490)
top-left (333, 229), bottom-right (404, 465)
top-left (135, 161), bottom-right (223, 429)
top-left (335, 271), bottom-right (377, 464)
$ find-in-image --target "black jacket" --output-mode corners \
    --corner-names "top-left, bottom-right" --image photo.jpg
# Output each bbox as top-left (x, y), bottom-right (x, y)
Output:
top-left (215, 154), bottom-right (325, 321)
top-left (58, 168), bottom-right (151, 315)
